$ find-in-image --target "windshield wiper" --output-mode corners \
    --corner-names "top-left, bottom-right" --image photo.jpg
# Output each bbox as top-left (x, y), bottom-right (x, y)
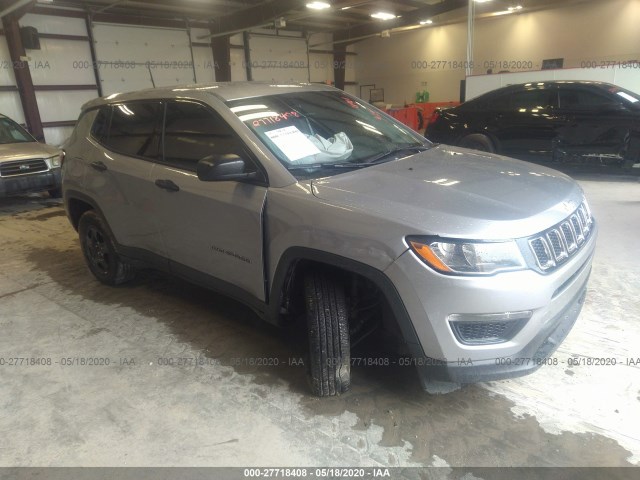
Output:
top-left (287, 163), bottom-right (370, 171)
top-left (286, 144), bottom-right (430, 171)
top-left (362, 144), bottom-right (429, 164)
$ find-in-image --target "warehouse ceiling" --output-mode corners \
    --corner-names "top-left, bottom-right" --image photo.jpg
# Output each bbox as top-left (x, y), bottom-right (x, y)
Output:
top-left (15, 0), bottom-right (598, 41)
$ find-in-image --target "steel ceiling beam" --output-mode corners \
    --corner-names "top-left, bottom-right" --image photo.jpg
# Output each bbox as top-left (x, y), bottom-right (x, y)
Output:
top-left (331, 0), bottom-right (467, 44)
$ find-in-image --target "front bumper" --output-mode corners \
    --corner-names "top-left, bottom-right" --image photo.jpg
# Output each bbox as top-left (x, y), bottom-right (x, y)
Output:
top-left (385, 222), bottom-right (597, 387)
top-left (0, 168), bottom-right (61, 197)
top-left (420, 274), bottom-right (588, 383)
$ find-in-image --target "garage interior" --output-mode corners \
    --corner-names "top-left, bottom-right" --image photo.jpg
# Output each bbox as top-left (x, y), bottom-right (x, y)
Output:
top-left (1, 0), bottom-right (639, 473)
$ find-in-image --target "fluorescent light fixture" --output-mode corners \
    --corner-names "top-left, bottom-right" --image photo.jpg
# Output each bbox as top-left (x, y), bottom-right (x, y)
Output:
top-left (474, 0), bottom-right (493, 3)
top-left (371, 11), bottom-right (396, 20)
top-left (306, 1), bottom-right (330, 9)
top-left (341, 6), bottom-right (351, 9)
top-left (508, 5), bottom-right (523, 10)
top-left (420, 19), bottom-right (433, 25)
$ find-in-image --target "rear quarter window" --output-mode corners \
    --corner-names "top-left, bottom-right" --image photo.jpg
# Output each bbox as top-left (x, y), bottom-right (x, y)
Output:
top-left (101, 102), bottom-right (163, 161)
top-left (90, 107), bottom-right (111, 143)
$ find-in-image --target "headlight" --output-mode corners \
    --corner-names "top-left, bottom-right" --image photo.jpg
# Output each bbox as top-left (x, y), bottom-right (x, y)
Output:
top-left (48, 151), bottom-right (64, 168)
top-left (407, 237), bottom-right (526, 275)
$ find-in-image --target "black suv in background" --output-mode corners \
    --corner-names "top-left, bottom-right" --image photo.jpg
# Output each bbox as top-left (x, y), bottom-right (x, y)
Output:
top-left (426, 81), bottom-right (640, 169)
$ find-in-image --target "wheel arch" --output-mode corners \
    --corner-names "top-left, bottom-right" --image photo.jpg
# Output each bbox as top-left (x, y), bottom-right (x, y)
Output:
top-left (456, 130), bottom-right (501, 153)
top-left (268, 247), bottom-right (425, 358)
top-left (64, 190), bottom-right (102, 231)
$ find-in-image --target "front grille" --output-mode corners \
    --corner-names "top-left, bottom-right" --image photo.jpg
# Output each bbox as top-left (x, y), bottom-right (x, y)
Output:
top-left (528, 201), bottom-right (594, 272)
top-left (450, 319), bottom-right (527, 345)
top-left (0, 158), bottom-right (48, 177)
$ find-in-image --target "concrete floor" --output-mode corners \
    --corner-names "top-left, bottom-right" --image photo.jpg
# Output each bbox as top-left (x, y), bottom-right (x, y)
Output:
top-left (0, 176), bottom-right (638, 468)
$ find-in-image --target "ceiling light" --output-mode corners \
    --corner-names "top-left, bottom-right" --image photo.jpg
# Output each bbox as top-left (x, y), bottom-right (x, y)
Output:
top-left (371, 11), bottom-right (396, 20)
top-left (420, 19), bottom-right (433, 25)
top-left (306, 1), bottom-right (330, 9)
top-left (474, 0), bottom-right (493, 3)
top-left (341, 6), bottom-right (351, 10)
top-left (508, 5), bottom-right (523, 10)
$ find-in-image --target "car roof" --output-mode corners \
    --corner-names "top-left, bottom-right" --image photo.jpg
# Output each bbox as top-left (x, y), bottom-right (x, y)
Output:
top-left (480, 80), bottom-right (617, 97)
top-left (82, 82), bottom-right (337, 111)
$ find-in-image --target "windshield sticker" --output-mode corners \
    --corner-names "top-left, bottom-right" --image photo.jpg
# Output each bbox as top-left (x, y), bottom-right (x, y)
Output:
top-left (251, 111), bottom-right (301, 128)
top-left (341, 96), bottom-right (383, 120)
top-left (342, 96), bottom-right (359, 109)
top-left (264, 126), bottom-right (321, 161)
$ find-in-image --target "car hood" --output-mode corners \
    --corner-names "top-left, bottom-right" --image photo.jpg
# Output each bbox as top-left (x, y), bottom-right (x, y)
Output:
top-left (310, 145), bottom-right (585, 239)
top-left (0, 142), bottom-right (60, 162)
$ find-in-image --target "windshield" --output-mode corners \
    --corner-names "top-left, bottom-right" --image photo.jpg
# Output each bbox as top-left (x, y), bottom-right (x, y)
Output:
top-left (0, 117), bottom-right (35, 144)
top-left (607, 85), bottom-right (640, 107)
top-left (227, 91), bottom-right (430, 178)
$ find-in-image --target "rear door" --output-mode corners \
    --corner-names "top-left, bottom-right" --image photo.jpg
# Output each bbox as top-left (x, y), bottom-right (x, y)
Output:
top-left (85, 102), bottom-right (165, 255)
top-left (149, 100), bottom-right (268, 301)
top-left (491, 86), bottom-right (563, 159)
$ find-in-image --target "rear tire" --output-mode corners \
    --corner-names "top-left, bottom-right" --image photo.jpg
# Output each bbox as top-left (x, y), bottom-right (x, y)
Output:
top-left (459, 133), bottom-right (495, 153)
top-left (78, 210), bottom-right (135, 286)
top-left (304, 272), bottom-right (351, 396)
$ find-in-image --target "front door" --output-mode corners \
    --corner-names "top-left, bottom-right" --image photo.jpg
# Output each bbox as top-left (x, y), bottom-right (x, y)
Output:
top-left (150, 100), bottom-right (268, 302)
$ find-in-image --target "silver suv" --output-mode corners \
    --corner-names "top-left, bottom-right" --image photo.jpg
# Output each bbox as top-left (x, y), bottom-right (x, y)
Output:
top-left (62, 83), bottom-right (597, 396)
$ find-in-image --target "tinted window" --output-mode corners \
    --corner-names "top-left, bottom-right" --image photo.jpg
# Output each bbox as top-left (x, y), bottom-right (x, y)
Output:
top-left (512, 89), bottom-right (557, 110)
top-left (103, 102), bottom-right (163, 160)
top-left (488, 93), bottom-right (511, 111)
top-left (91, 107), bottom-right (111, 143)
top-left (163, 101), bottom-right (244, 171)
top-left (559, 89), bottom-right (620, 109)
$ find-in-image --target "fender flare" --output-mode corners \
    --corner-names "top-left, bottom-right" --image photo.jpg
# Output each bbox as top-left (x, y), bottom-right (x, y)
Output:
top-left (267, 247), bottom-right (425, 359)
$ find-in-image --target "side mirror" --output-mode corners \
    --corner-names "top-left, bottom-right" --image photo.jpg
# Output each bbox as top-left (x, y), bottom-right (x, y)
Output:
top-left (197, 154), bottom-right (258, 182)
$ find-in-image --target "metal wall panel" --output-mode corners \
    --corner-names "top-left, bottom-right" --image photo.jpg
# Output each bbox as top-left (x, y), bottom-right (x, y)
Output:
top-left (92, 23), bottom-right (197, 94)
top-left (35, 90), bottom-right (97, 123)
top-left (27, 39), bottom-right (95, 86)
top-left (229, 33), bottom-right (246, 82)
top-left (192, 46), bottom-right (216, 83)
top-left (21, 13), bottom-right (87, 36)
top-left (0, 36), bottom-right (17, 86)
top-left (18, 13), bottom-right (97, 144)
top-left (0, 93), bottom-right (24, 123)
top-left (247, 34), bottom-right (308, 83)
top-left (43, 126), bottom-right (74, 146)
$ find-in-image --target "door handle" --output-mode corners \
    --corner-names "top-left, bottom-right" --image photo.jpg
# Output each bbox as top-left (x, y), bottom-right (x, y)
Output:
top-left (90, 161), bottom-right (107, 172)
top-left (155, 179), bottom-right (180, 192)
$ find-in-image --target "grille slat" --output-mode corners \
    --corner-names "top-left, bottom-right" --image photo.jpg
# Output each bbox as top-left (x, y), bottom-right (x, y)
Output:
top-left (0, 158), bottom-right (48, 177)
top-left (529, 201), bottom-right (594, 272)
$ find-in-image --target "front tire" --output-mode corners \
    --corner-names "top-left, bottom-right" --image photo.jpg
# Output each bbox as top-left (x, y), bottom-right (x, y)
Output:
top-left (78, 210), bottom-right (135, 286)
top-left (305, 272), bottom-right (351, 396)
top-left (459, 133), bottom-right (495, 153)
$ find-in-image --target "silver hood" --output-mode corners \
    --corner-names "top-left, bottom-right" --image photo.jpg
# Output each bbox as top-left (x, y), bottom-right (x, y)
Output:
top-left (311, 145), bottom-right (585, 240)
top-left (0, 142), bottom-right (60, 163)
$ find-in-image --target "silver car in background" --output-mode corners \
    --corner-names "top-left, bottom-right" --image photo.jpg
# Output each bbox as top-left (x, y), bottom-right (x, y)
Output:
top-left (62, 83), bottom-right (597, 396)
top-left (0, 114), bottom-right (63, 198)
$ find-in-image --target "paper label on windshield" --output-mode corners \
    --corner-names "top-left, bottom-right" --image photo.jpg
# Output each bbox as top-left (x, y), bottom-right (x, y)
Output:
top-left (264, 126), bottom-right (320, 161)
